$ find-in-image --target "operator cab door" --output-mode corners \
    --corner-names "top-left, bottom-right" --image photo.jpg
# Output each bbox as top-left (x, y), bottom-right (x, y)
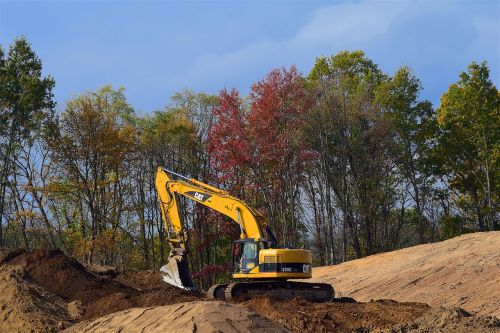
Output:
top-left (233, 240), bottom-right (266, 274)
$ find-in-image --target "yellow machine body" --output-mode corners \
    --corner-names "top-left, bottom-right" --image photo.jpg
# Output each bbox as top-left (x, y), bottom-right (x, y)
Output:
top-left (154, 167), bottom-right (334, 301)
top-left (233, 247), bottom-right (312, 279)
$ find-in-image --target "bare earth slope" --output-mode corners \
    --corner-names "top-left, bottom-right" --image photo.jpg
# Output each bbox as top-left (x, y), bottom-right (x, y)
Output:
top-left (311, 232), bottom-right (500, 317)
top-left (64, 301), bottom-right (289, 333)
top-left (1, 233), bottom-right (499, 332)
top-left (0, 265), bottom-right (72, 333)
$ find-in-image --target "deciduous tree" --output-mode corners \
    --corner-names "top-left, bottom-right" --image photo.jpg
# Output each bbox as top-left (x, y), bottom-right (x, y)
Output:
top-left (46, 86), bottom-right (135, 262)
top-left (0, 38), bottom-right (55, 246)
top-left (435, 61), bottom-right (499, 230)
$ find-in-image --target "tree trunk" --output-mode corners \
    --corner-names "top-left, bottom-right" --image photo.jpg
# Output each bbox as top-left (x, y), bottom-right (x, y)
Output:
top-left (0, 122), bottom-right (16, 246)
top-left (473, 190), bottom-right (484, 231)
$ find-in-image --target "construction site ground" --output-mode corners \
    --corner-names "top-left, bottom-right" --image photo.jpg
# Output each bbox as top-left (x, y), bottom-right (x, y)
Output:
top-left (0, 232), bottom-right (499, 332)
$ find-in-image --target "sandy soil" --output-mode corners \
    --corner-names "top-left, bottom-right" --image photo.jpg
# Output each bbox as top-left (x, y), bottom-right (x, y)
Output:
top-left (64, 301), bottom-right (289, 333)
top-left (0, 265), bottom-right (71, 332)
top-left (243, 297), bottom-right (430, 333)
top-left (311, 232), bottom-right (500, 317)
top-left (0, 248), bottom-right (202, 332)
top-left (384, 307), bottom-right (500, 333)
top-left (2, 249), bottom-right (202, 320)
top-left (1, 232), bottom-right (499, 332)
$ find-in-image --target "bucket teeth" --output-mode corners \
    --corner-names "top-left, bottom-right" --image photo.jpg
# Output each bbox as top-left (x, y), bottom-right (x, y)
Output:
top-left (160, 250), bottom-right (197, 291)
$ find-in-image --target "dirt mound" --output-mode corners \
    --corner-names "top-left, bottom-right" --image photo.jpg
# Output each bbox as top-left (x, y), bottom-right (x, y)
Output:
top-left (311, 232), bottom-right (500, 317)
top-left (83, 262), bottom-right (118, 277)
top-left (2, 232), bottom-right (499, 332)
top-left (1, 249), bottom-right (202, 323)
top-left (82, 269), bottom-right (202, 319)
top-left (386, 307), bottom-right (500, 333)
top-left (243, 296), bottom-right (430, 333)
top-left (64, 301), bottom-right (289, 333)
top-left (0, 265), bottom-right (72, 333)
top-left (114, 270), bottom-right (167, 289)
top-left (0, 247), bottom-right (26, 264)
top-left (4, 249), bottom-right (133, 305)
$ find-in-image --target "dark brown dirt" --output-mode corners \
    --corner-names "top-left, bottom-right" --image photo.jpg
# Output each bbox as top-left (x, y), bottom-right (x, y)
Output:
top-left (2, 244), bottom-right (498, 333)
top-left (0, 265), bottom-right (72, 332)
top-left (2, 249), bottom-right (202, 320)
top-left (4, 249), bottom-right (133, 305)
top-left (386, 307), bottom-right (500, 333)
top-left (243, 296), bottom-right (431, 333)
top-left (114, 270), bottom-right (167, 289)
top-left (82, 270), bottom-right (203, 319)
top-left (0, 247), bottom-right (26, 265)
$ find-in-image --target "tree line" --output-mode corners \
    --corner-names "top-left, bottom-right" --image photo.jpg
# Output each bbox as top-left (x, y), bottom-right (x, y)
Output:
top-left (0, 38), bottom-right (498, 288)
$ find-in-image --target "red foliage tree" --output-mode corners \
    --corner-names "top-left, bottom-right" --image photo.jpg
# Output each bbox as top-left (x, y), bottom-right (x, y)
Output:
top-left (248, 66), bottom-right (314, 187)
top-left (207, 66), bottom-right (313, 243)
top-left (207, 88), bottom-right (251, 186)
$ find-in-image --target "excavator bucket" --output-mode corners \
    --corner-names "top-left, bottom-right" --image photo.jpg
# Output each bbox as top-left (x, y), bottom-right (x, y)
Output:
top-left (160, 250), bottom-right (197, 290)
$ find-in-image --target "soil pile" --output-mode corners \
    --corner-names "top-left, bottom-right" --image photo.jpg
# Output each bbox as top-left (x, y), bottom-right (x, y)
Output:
top-left (311, 232), bottom-right (500, 317)
top-left (64, 301), bottom-right (289, 333)
top-left (385, 307), bottom-right (500, 333)
top-left (3, 249), bottom-right (134, 305)
top-left (243, 297), bottom-right (430, 333)
top-left (83, 262), bottom-right (118, 277)
top-left (115, 270), bottom-right (169, 289)
top-left (0, 265), bottom-right (72, 332)
top-left (82, 270), bottom-right (203, 319)
top-left (0, 248), bottom-right (202, 332)
top-left (1, 232), bottom-right (499, 332)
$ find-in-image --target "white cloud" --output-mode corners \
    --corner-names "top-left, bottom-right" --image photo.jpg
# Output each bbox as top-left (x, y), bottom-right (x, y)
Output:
top-left (292, 1), bottom-right (406, 47)
top-left (168, 0), bottom-right (408, 93)
top-left (165, 0), bottom-right (499, 105)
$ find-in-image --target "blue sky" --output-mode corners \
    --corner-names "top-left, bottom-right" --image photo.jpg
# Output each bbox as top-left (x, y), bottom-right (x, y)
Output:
top-left (1, 0), bottom-right (499, 113)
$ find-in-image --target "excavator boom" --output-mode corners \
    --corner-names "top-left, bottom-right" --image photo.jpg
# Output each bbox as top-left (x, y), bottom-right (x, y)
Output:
top-left (155, 167), bottom-right (267, 290)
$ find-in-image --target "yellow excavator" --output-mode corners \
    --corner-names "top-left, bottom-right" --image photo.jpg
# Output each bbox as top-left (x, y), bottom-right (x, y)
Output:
top-left (155, 167), bottom-right (334, 301)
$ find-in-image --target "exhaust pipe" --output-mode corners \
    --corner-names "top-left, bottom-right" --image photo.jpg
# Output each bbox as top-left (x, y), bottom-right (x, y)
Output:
top-left (160, 249), bottom-right (197, 291)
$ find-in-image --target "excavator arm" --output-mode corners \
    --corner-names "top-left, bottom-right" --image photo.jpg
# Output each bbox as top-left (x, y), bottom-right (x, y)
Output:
top-left (155, 167), bottom-right (273, 289)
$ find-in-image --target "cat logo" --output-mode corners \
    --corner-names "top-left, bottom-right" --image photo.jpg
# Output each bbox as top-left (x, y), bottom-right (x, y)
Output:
top-left (185, 191), bottom-right (211, 202)
top-left (303, 264), bottom-right (311, 273)
top-left (194, 192), bottom-right (205, 201)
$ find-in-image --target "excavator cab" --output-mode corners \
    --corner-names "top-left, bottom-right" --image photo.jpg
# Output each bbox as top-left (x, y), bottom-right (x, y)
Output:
top-left (232, 239), bottom-right (267, 274)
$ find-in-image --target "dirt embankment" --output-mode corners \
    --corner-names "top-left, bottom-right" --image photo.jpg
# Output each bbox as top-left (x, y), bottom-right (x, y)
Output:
top-left (1, 232), bottom-right (499, 333)
top-left (387, 307), bottom-right (500, 333)
top-left (243, 296), bottom-right (499, 333)
top-left (0, 265), bottom-right (72, 332)
top-left (0, 248), bottom-right (202, 332)
top-left (5, 249), bottom-right (201, 319)
top-left (311, 232), bottom-right (500, 317)
top-left (64, 301), bottom-right (289, 333)
top-left (244, 297), bottom-right (430, 333)
top-left (68, 296), bottom-right (499, 333)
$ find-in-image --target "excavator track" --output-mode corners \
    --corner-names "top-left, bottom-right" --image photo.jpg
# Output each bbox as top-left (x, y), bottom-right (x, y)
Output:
top-left (207, 283), bottom-right (229, 300)
top-left (209, 281), bottom-right (334, 302)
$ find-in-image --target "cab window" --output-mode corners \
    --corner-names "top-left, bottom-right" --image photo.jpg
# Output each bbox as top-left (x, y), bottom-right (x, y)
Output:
top-left (242, 242), bottom-right (257, 259)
